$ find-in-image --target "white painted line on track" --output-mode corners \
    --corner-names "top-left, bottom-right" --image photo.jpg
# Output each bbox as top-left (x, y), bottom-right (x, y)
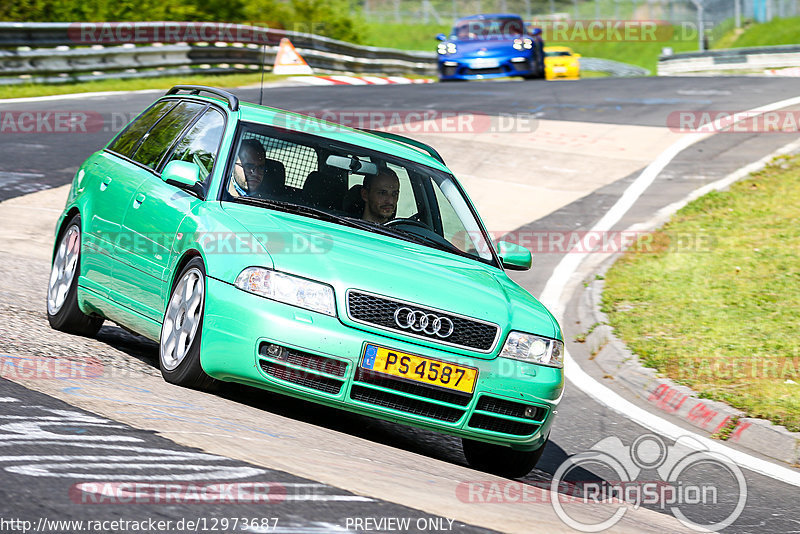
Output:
top-left (0, 89), bottom-right (162, 105)
top-left (539, 95), bottom-right (800, 487)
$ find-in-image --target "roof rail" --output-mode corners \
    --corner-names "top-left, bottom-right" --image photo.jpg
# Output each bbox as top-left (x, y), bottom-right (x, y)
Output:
top-left (166, 85), bottom-right (239, 112)
top-left (359, 129), bottom-right (446, 165)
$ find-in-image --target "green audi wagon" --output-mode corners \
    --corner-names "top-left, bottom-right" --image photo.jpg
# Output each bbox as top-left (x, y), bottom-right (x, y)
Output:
top-left (47, 86), bottom-right (563, 477)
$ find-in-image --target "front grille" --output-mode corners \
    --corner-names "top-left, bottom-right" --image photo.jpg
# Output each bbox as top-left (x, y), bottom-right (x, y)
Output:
top-left (476, 396), bottom-right (547, 421)
top-left (355, 368), bottom-right (472, 406)
top-left (259, 344), bottom-right (347, 377)
top-left (463, 67), bottom-right (507, 75)
top-left (350, 385), bottom-right (465, 423)
top-left (468, 413), bottom-right (538, 436)
top-left (260, 361), bottom-right (343, 395)
top-left (347, 291), bottom-right (499, 352)
top-left (441, 65), bottom-right (458, 77)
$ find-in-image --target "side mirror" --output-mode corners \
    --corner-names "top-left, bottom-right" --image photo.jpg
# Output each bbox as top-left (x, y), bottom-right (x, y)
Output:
top-left (497, 241), bottom-right (532, 271)
top-left (436, 33), bottom-right (447, 41)
top-left (162, 160), bottom-right (202, 188)
top-left (530, 27), bottom-right (543, 37)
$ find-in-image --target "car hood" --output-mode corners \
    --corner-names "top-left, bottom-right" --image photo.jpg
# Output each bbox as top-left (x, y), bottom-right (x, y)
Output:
top-left (221, 203), bottom-right (560, 352)
top-left (450, 39), bottom-right (521, 58)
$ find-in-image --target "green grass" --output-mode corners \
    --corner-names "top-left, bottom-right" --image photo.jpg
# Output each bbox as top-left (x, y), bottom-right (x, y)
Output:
top-left (714, 16), bottom-right (800, 48)
top-left (361, 22), bottom-right (449, 50)
top-left (0, 72), bottom-right (294, 100)
top-left (602, 155), bottom-right (800, 432)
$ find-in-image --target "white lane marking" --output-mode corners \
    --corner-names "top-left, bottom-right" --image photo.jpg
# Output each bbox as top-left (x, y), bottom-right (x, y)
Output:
top-left (539, 95), bottom-right (800, 486)
top-left (6, 462), bottom-right (264, 480)
top-left (563, 350), bottom-right (800, 487)
top-left (0, 397), bottom-right (20, 402)
top-left (0, 89), bottom-right (162, 105)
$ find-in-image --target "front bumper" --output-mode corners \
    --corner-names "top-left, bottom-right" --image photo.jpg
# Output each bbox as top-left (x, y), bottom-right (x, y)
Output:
top-left (201, 277), bottom-right (563, 450)
top-left (438, 56), bottom-right (539, 80)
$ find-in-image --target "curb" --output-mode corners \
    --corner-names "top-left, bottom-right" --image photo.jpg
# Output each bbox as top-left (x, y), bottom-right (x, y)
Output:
top-left (570, 175), bottom-right (800, 468)
top-left (288, 75), bottom-right (434, 86)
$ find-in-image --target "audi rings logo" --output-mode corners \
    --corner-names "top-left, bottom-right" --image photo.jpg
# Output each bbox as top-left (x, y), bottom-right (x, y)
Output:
top-left (393, 307), bottom-right (455, 338)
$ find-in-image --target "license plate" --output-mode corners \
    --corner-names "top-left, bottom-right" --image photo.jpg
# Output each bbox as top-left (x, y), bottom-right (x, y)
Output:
top-left (360, 344), bottom-right (478, 394)
top-left (553, 66), bottom-right (567, 73)
top-left (471, 58), bottom-right (499, 69)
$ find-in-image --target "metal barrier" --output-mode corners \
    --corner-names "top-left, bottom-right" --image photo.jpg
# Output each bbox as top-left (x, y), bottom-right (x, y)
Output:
top-left (0, 21), bottom-right (648, 84)
top-left (658, 44), bottom-right (800, 75)
top-left (0, 22), bottom-right (437, 84)
top-left (579, 57), bottom-right (650, 77)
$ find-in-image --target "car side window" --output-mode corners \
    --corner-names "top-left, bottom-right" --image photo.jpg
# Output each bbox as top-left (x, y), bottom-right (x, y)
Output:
top-left (131, 101), bottom-right (205, 169)
top-left (166, 108), bottom-right (225, 183)
top-left (107, 101), bottom-right (173, 158)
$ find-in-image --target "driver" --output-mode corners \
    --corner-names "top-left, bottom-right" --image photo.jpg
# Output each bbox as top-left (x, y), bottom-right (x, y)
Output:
top-left (361, 167), bottom-right (399, 224)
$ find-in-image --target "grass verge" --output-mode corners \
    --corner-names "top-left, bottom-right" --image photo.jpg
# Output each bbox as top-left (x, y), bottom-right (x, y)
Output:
top-left (602, 154), bottom-right (800, 433)
top-left (0, 72), bottom-right (291, 100)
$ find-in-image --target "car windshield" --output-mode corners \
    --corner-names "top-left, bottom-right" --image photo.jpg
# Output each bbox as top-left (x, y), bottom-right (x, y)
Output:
top-left (221, 122), bottom-right (497, 265)
top-left (546, 50), bottom-right (572, 57)
top-left (453, 16), bottom-right (525, 40)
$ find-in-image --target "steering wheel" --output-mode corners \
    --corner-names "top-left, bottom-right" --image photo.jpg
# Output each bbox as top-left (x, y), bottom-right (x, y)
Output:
top-left (384, 218), bottom-right (431, 230)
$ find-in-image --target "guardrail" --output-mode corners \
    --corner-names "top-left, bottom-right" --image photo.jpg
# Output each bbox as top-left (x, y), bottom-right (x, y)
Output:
top-left (658, 44), bottom-right (800, 75)
top-left (0, 21), bottom-right (649, 85)
top-left (0, 22), bottom-right (437, 84)
top-left (579, 57), bottom-right (649, 77)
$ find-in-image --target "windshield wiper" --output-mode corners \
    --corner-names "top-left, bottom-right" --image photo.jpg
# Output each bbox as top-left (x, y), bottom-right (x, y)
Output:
top-left (231, 196), bottom-right (474, 259)
top-left (389, 227), bottom-right (473, 258)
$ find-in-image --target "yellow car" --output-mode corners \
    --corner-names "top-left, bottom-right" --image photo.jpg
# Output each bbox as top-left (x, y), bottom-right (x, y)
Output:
top-left (544, 46), bottom-right (580, 79)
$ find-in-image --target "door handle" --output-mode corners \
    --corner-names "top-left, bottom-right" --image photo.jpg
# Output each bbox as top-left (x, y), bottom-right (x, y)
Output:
top-left (100, 176), bottom-right (112, 191)
top-left (132, 193), bottom-right (146, 209)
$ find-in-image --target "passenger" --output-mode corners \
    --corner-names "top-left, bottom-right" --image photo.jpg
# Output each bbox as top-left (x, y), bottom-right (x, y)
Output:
top-left (361, 168), bottom-right (399, 224)
top-left (232, 139), bottom-right (267, 196)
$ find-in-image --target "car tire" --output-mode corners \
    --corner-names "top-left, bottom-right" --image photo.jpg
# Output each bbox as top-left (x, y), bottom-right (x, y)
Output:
top-left (462, 436), bottom-right (548, 478)
top-left (47, 214), bottom-right (104, 336)
top-left (159, 257), bottom-right (218, 390)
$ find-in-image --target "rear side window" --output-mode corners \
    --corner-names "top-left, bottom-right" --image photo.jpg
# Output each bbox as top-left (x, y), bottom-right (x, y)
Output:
top-left (131, 102), bottom-right (205, 169)
top-left (107, 101), bottom-right (173, 158)
top-left (244, 132), bottom-right (318, 189)
top-left (166, 108), bottom-right (225, 183)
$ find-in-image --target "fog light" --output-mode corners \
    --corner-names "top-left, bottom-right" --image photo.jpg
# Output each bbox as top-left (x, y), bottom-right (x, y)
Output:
top-left (266, 343), bottom-right (287, 360)
top-left (524, 406), bottom-right (539, 419)
top-left (511, 57), bottom-right (527, 63)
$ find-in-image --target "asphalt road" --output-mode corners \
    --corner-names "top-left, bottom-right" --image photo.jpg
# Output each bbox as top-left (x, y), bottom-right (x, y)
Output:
top-left (1, 76), bottom-right (799, 533)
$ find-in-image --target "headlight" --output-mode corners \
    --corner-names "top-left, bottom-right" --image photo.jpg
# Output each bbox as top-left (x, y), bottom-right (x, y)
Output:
top-left (234, 267), bottom-right (336, 316)
top-left (500, 331), bottom-right (563, 368)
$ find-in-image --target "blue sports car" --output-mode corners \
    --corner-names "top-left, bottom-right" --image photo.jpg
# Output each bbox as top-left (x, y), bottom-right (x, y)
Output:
top-left (436, 14), bottom-right (545, 81)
